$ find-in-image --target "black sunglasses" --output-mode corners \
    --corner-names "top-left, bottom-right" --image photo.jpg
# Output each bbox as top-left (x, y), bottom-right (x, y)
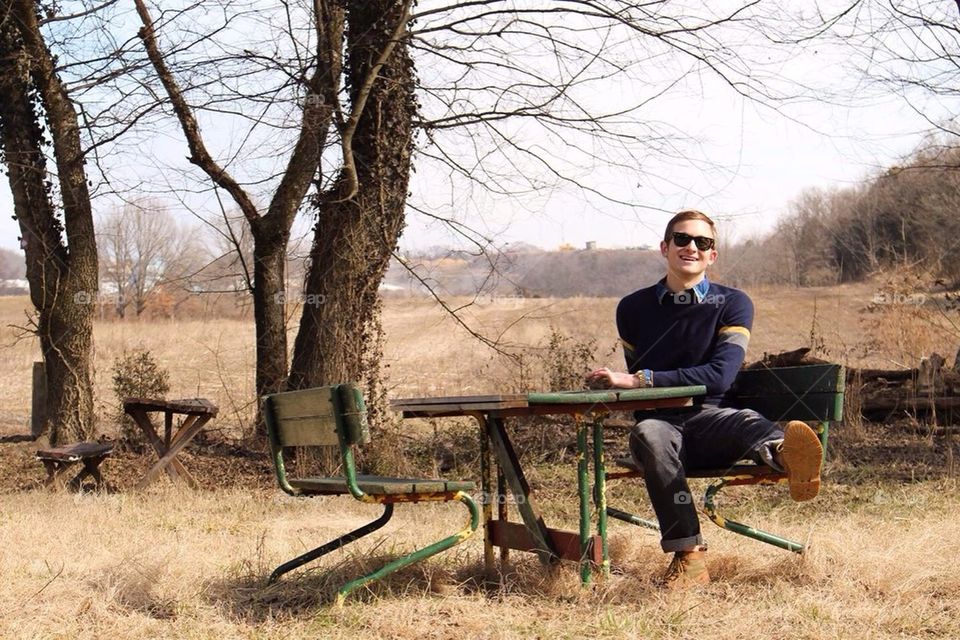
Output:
top-left (671, 232), bottom-right (715, 251)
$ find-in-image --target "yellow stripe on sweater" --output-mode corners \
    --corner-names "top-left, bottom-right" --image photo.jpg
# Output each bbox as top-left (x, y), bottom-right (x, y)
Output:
top-left (718, 326), bottom-right (751, 338)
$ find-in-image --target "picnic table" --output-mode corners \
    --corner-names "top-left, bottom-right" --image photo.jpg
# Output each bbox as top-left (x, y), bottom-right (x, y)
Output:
top-left (123, 398), bottom-right (219, 489)
top-left (391, 386), bottom-right (706, 584)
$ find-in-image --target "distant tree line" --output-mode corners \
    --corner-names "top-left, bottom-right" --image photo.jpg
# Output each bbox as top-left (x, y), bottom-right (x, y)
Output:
top-left (0, 247), bottom-right (25, 280)
top-left (722, 140), bottom-right (960, 288)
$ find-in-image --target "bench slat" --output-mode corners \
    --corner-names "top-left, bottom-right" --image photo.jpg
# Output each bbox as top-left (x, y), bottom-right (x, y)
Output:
top-left (731, 364), bottom-right (845, 395)
top-left (266, 388), bottom-right (341, 446)
top-left (36, 442), bottom-right (113, 462)
top-left (731, 393), bottom-right (843, 422)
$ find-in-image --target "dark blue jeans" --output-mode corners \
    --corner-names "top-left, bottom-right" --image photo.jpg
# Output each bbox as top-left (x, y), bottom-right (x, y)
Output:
top-left (628, 406), bottom-right (782, 552)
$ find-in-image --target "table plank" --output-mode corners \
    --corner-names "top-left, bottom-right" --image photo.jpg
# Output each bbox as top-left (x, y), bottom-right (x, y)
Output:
top-left (489, 395), bottom-right (698, 418)
top-left (527, 385), bottom-right (706, 404)
top-left (392, 386), bottom-right (706, 417)
top-left (123, 397), bottom-right (219, 416)
top-left (398, 402), bottom-right (529, 418)
top-left (391, 394), bottom-right (526, 406)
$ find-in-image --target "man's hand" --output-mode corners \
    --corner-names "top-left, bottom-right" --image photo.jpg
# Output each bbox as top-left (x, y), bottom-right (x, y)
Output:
top-left (585, 367), bottom-right (639, 389)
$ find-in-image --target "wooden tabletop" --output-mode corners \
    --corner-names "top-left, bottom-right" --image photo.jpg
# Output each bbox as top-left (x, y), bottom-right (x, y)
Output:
top-left (391, 386), bottom-right (706, 417)
top-left (122, 397), bottom-right (220, 416)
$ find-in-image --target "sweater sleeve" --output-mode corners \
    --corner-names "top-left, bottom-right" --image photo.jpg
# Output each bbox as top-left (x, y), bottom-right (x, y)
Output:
top-left (650, 291), bottom-right (753, 396)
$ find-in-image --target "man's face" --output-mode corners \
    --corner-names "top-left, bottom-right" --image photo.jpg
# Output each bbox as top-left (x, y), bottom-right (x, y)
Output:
top-left (659, 219), bottom-right (718, 281)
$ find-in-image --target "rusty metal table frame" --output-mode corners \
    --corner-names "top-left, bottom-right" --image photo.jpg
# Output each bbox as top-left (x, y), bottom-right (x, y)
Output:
top-left (123, 398), bottom-right (219, 489)
top-left (392, 386), bottom-right (706, 584)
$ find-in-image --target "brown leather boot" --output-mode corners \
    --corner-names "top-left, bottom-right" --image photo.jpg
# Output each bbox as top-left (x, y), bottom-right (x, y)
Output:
top-left (779, 420), bottom-right (823, 502)
top-left (659, 548), bottom-right (710, 589)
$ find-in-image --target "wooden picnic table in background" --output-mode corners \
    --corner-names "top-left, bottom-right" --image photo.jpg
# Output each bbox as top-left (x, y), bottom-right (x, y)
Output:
top-left (123, 398), bottom-right (219, 490)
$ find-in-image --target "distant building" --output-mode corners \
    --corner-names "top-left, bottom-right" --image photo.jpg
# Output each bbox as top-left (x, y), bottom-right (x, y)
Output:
top-left (585, 241), bottom-right (597, 251)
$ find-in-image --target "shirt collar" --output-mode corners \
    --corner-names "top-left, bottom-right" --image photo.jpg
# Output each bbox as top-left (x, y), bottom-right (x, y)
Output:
top-left (655, 276), bottom-right (711, 304)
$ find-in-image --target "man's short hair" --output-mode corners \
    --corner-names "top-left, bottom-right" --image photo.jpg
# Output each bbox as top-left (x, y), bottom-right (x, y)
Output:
top-left (663, 210), bottom-right (717, 243)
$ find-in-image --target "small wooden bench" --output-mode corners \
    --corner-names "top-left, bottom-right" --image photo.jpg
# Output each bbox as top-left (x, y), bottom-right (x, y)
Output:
top-left (606, 363), bottom-right (845, 553)
top-left (263, 383), bottom-right (479, 605)
top-left (36, 442), bottom-right (114, 491)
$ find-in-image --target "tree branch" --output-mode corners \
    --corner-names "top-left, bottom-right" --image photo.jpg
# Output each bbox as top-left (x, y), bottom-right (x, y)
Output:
top-left (133, 0), bottom-right (260, 225)
top-left (333, 0), bottom-right (414, 202)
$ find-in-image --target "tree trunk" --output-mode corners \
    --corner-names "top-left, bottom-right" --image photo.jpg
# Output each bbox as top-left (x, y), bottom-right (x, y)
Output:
top-left (0, 2), bottom-right (97, 444)
top-left (251, 216), bottom-right (291, 402)
top-left (289, 0), bottom-right (414, 429)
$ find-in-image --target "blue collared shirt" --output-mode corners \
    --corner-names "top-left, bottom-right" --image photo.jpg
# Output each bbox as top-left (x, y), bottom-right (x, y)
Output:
top-left (654, 277), bottom-right (712, 304)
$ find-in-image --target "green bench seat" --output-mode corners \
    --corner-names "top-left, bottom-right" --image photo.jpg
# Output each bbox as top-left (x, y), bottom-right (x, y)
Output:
top-left (606, 363), bottom-right (845, 553)
top-left (263, 383), bottom-right (479, 604)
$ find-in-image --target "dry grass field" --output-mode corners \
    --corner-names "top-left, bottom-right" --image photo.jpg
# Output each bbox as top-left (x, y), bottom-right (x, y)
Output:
top-left (0, 281), bottom-right (958, 639)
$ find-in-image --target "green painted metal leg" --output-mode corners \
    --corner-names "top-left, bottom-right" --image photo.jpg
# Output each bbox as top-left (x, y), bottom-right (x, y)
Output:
top-left (335, 492), bottom-right (481, 605)
top-left (475, 413), bottom-right (496, 582)
top-left (592, 417), bottom-right (609, 576)
top-left (703, 480), bottom-right (804, 553)
top-left (269, 503), bottom-right (395, 584)
top-left (576, 419), bottom-right (591, 585)
top-left (602, 471), bottom-right (659, 531)
top-left (605, 506), bottom-right (661, 531)
top-left (818, 420), bottom-right (830, 464)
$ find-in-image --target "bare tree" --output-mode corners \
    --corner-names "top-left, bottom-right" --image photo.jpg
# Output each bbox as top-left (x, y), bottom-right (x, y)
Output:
top-left (97, 200), bottom-right (202, 317)
top-left (833, 1), bottom-right (960, 149)
top-left (0, 0), bottom-right (99, 443)
top-left (132, 0), bottom-right (339, 417)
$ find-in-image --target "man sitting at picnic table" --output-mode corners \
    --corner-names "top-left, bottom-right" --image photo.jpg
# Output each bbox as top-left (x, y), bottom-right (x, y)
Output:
top-left (585, 209), bottom-right (824, 589)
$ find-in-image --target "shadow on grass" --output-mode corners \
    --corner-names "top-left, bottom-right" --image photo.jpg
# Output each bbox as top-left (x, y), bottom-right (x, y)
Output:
top-left (202, 536), bottom-right (820, 622)
top-left (205, 548), bottom-right (660, 621)
top-left (204, 549), bottom-right (491, 623)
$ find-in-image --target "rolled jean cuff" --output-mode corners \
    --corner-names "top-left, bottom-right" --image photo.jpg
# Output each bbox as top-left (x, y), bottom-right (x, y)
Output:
top-left (661, 534), bottom-right (704, 553)
top-left (756, 438), bottom-right (785, 472)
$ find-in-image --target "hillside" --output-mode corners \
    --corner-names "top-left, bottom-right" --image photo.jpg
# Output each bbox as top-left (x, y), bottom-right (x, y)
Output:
top-left (385, 246), bottom-right (665, 297)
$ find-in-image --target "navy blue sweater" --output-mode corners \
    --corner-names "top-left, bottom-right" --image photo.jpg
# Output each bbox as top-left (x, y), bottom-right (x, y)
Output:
top-left (616, 277), bottom-right (752, 406)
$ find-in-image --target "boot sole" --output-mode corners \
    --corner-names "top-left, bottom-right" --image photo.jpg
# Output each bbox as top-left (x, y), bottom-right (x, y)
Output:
top-left (781, 421), bottom-right (823, 502)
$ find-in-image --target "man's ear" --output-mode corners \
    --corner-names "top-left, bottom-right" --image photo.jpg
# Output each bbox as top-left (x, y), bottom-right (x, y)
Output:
top-left (706, 249), bottom-right (718, 266)
top-left (660, 240), bottom-right (668, 257)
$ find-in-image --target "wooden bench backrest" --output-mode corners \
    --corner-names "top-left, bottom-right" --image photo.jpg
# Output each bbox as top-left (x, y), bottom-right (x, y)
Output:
top-left (264, 383), bottom-right (370, 449)
top-left (728, 364), bottom-right (845, 423)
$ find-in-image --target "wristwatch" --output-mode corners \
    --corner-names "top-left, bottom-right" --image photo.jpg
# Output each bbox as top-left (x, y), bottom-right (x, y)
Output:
top-left (633, 370), bottom-right (652, 388)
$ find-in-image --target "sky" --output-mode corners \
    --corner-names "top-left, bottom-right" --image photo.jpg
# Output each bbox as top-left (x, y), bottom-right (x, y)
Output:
top-left (0, 91), bottom-right (928, 254)
top-left (0, 1), bottom-right (954, 256)
top-left (400, 58), bottom-right (948, 253)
